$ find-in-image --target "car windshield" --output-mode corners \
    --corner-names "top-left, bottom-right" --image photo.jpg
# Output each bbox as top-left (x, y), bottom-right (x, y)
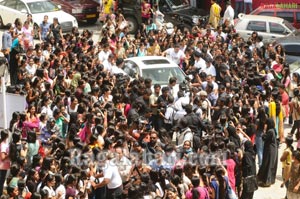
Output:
top-left (27, 1), bottom-right (60, 14)
top-left (284, 20), bottom-right (296, 32)
top-left (167, 0), bottom-right (189, 9)
top-left (142, 67), bottom-right (186, 85)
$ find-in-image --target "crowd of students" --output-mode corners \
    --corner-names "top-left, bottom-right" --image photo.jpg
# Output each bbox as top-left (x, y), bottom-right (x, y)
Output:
top-left (1, 0), bottom-right (300, 199)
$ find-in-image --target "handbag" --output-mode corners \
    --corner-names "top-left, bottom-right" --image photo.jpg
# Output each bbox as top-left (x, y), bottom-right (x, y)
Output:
top-left (225, 176), bottom-right (238, 199)
top-left (243, 175), bottom-right (258, 193)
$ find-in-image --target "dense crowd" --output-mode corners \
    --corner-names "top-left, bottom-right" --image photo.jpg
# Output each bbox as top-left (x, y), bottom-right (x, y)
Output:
top-left (1, 0), bottom-right (300, 199)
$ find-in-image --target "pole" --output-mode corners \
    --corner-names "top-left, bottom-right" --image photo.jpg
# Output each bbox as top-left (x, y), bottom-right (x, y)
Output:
top-left (1, 76), bottom-right (7, 129)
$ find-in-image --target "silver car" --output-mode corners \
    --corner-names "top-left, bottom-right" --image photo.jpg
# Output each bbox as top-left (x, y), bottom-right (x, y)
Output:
top-left (235, 14), bottom-right (297, 42)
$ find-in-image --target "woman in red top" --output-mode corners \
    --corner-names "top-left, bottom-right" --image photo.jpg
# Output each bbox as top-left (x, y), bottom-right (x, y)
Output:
top-left (141, 0), bottom-right (152, 24)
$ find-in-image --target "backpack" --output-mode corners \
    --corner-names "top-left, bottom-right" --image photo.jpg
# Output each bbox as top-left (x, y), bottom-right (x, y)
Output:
top-left (9, 142), bottom-right (21, 163)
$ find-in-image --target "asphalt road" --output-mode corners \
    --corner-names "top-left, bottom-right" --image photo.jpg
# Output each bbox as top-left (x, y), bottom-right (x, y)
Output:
top-left (0, 21), bottom-right (292, 199)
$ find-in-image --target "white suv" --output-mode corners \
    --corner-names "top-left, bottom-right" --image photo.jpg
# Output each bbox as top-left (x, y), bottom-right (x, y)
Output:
top-left (235, 14), bottom-right (296, 41)
top-left (123, 56), bottom-right (187, 94)
top-left (0, 0), bottom-right (78, 35)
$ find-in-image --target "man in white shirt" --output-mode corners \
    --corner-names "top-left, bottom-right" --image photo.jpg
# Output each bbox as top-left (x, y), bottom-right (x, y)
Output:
top-left (113, 147), bottom-right (132, 183)
top-left (103, 53), bottom-right (115, 72)
top-left (193, 51), bottom-right (206, 71)
top-left (201, 56), bottom-right (216, 78)
top-left (98, 43), bottom-right (111, 64)
top-left (91, 152), bottom-right (123, 198)
top-left (213, 26), bottom-right (227, 41)
top-left (162, 44), bottom-right (185, 65)
top-left (111, 58), bottom-right (127, 75)
top-left (201, 74), bottom-right (219, 91)
top-left (223, 1), bottom-right (234, 26)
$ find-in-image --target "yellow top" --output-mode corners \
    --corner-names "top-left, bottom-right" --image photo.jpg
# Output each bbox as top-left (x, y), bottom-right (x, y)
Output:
top-left (269, 101), bottom-right (283, 120)
top-left (208, 3), bottom-right (221, 28)
top-left (282, 147), bottom-right (292, 168)
top-left (103, 0), bottom-right (114, 14)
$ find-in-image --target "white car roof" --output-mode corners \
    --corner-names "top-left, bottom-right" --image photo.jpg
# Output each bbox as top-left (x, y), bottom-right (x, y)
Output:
top-left (238, 13), bottom-right (285, 23)
top-left (125, 56), bottom-right (179, 69)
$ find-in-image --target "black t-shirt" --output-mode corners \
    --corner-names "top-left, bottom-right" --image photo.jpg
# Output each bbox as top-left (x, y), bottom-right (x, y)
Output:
top-left (50, 24), bottom-right (62, 41)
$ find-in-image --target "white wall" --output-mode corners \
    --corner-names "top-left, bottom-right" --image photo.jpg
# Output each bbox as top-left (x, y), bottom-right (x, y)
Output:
top-left (0, 92), bottom-right (26, 129)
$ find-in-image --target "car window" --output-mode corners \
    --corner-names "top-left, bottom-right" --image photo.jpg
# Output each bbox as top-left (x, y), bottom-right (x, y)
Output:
top-left (277, 12), bottom-right (294, 23)
top-left (258, 11), bottom-right (274, 16)
top-left (2, 0), bottom-right (17, 9)
top-left (283, 44), bottom-right (300, 56)
top-left (16, 1), bottom-right (27, 12)
top-left (27, 1), bottom-right (60, 14)
top-left (123, 61), bottom-right (139, 78)
top-left (246, 21), bottom-right (266, 32)
top-left (142, 67), bottom-right (185, 85)
top-left (269, 22), bottom-right (286, 34)
top-left (296, 12), bottom-right (300, 23)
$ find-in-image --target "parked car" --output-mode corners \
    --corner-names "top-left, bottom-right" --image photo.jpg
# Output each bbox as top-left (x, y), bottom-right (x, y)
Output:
top-left (289, 61), bottom-right (300, 76)
top-left (0, 0), bottom-right (78, 35)
top-left (119, 0), bottom-right (208, 34)
top-left (123, 56), bottom-right (187, 93)
top-left (272, 35), bottom-right (300, 64)
top-left (250, 3), bottom-right (300, 29)
top-left (51, 0), bottom-right (99, 24)
top-left (235, 14), bottom-right (297, 42)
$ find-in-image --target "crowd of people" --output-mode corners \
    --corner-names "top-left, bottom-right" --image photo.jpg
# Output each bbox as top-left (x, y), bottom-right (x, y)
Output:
top-left (0, 0), bottom-right (300, 199)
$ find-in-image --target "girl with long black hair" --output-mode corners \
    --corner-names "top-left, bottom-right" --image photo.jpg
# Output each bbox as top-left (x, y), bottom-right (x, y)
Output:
top-left (0, 130), bottom-right (10, 196)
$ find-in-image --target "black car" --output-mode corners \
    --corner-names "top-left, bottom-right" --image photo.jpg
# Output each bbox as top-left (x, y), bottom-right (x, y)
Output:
top-left (119, 0), bottom-right (208, 33)
top-left (273, 35), bottom-right (300, 64)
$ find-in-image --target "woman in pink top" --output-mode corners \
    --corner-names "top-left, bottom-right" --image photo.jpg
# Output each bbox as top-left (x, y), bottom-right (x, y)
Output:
top-left (0, 130), bottom-right (11, 196)
top-left (185, 175), bottom-right (209, 199)
top-left (141, 0), bottom-right (151, 24)
top-left (224, 150), bottom-right (236, 193)
top-left (22, 20), bottom-right (34, 49)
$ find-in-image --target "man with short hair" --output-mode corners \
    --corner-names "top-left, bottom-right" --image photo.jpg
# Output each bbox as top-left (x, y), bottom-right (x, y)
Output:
top-left (98, 43), bottom-right (112, 64)
top-left (162, 44), bottom-right (185, 65)
top-left (157, 87), bottom-right (170, 129)
top-left (201, 57), bottom-right (216, 78)
top-left (223, 1), bottom-right (235, 26)
top-left (168, 77), bottom-right (177, 98)
top-left (91, 152), bottom-right (123, 199)
top-left (148, 149), bottom-right (172, 172)
top-left (200, 90), bottom-right (211, 122)
top-left (1, 23), bottom-right (13, 58)
top-left (140, 131), bottom-right (164, 163)
top-left (111, 58), bottom-right (126, 75)
top-left (113, 147), bottom-right (132, 183)
top-left (150, 84), bottom-right (161, 130)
